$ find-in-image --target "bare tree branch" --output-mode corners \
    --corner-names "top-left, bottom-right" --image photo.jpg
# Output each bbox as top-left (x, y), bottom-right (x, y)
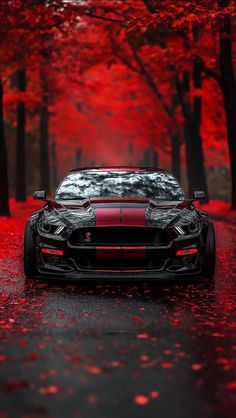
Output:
top-left (108, 29), bottom-right (141, 74)
top-left (142, 0), bottom-right (157, 13)
top-left (201, 64), bottom-right (222, 89)
top-left (79, 11), bottom-right (124, 24)
top-left (130, 44), bottom-right (173, 116)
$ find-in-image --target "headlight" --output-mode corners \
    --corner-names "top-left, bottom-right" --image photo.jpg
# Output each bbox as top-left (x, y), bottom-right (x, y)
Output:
top-left (174, 226), bottom-right (186, 235)
top-left (171, 222), bottom-right (201, 237)
top-left (188, 222), bottom-right (201, 233)
top-left (38, 223), bottom-right (64, 234)
top-left (38, 222), bottom-right (71, 240)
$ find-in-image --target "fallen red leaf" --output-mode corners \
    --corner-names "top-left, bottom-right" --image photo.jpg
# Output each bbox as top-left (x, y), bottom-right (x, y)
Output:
top-left (134, 394), bottom-right (149, 405)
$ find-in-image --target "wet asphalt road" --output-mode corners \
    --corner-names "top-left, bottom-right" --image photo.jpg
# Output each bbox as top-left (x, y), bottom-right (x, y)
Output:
top-left (0, 214), bottom-right (235, 418)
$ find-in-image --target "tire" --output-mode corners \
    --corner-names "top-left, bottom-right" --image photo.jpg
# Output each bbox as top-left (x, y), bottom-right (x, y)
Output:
top-left (202, 222), bottom-right (216, 278)
top-left (24, 222), bottom-right (37, 278)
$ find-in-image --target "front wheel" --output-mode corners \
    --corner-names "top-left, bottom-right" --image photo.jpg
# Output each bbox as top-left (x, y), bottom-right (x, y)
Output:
top-left (24, 222), bottom-right (36, 278)
top-left (202, 222), bottom-right (216, 278)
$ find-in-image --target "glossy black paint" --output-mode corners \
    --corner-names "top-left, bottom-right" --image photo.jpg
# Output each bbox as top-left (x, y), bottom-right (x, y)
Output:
top-left (26, 168), bottom-right (211, 279)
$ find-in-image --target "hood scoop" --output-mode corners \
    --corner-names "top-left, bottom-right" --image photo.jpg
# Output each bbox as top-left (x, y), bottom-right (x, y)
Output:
top-left (53, 198), bottom-right (91, 210)
top-left (45, 200), bottom-right (96, 228)
top-left (146, 200), bottom-right (202, 229)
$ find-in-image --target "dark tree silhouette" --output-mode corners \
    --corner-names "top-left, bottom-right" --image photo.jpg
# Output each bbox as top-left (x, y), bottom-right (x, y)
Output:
top-left (39, 71), bottom-right (50, 192)
top-left (218, 0), bottom-right (236, 209)
top-left (16, 68), bottom-right (27, 202)
top-left (0, 74), bottom-right (10, 216)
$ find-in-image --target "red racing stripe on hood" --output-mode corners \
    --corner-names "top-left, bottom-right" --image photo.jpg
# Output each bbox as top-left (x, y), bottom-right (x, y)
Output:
top-left (95, 207), bottom-right (146, 226)
top-left (121, 208), bottom-right (146, 226)
top-left (95, 208), bottom-right (121, 226)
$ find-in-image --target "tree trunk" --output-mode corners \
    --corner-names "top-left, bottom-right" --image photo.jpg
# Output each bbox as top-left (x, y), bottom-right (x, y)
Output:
top-left (184, 120), bottom-right (195, 193)
top-left (192, 56), bottom-right (208, 202)
top-left (152, 150), bottom-right (159, 167)
top-left (185, 119), bottom-right (208, 199)
top-left (180, 66), bottom-right (208, 201)
top-left (170, 132), bottom-right (181, 182)
top-left (218, 0), bottom-right (236, 209)
top-left (16, 68), bottom-right (26, 202)
top-left (0, 75), bottom-right (10, 216)
top-left (39, 71), bottom-right (50, 192)
top-left (143, 148), bottom-right (151, 166)
top-left (51, 141), bottom-right (58, 189)
top-left (76, 148), bottom-right (82, 167)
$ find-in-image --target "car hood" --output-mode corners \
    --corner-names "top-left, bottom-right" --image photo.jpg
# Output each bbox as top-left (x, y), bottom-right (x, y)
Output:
top-left (39, 197), bottom-right (207, 230)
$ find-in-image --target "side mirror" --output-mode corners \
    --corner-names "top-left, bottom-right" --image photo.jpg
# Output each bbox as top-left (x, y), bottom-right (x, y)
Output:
top-left (33, 190), bottom-right (47, 200)
top-left (193, 191), bottom-right (206, 200)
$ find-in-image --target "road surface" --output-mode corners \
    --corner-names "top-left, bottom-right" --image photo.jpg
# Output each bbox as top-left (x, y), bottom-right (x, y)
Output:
top-left (0, 204), bottom-right (235, 418)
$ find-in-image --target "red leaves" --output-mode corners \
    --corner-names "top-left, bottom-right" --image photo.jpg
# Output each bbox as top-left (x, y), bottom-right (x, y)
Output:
top-left (137, 331), bottom-right (150, 339)
top-left (134, 390), bottom-right (160, 405)
top-left (85, 366), bottom-right (102, 375)
top-left (139, 354), bottom-right (149, 362)
top-left (18, 340), bottom-right (28, 347)
top-left (0, 355), bottom-right (6, 363)
top-left (133, 315), bottom-right (143, 323)
top-left (0, 200), bottom-right (235, 418)
top-left (109, 360), bottom-right (126, 368)
top-left (26, 351), bottom-right (42, 361)
top-left (161, 362), bottom-right (173, 369)
top-left (3, 380), bottom-right (30, 392)
top-left (87, 394), bottom-right (98, 404)
top-left (226, 381), bottom-right (236, 390)
top-left (170, 319), bottom-right (181, 327)
top-left (38, 385), bottom-right (59, 395)
top-left (191, 363), bottom-right (203, 371)
top-left (150, 390), bottom-right (160, 399)
top-left (134, 394), bottom-right (149, 405)
top-left (212, 332), bottom-right (225, 338)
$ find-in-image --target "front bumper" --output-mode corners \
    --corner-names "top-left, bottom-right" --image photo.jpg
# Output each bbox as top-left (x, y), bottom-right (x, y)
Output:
top-left (34, 228), bottom-right (205, 281)
top-left (35, 247), bottom-right (203, 281)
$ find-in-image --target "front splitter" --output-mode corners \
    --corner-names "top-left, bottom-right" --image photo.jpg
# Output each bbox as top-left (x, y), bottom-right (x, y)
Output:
top-left (36, 267), bottom-right (202, 281)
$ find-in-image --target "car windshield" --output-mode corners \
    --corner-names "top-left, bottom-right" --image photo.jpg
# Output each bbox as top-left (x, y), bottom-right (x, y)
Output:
top-left (55, 170), bottom-right (184, 201)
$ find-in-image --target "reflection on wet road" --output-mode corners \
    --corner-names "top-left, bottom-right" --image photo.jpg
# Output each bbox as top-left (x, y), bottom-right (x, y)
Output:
top-left (0, 208), bottom-right (235, 418)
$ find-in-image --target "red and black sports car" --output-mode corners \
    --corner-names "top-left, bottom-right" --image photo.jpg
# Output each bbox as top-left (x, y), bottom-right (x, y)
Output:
top-left (24, 167), bottom-right (216, 280)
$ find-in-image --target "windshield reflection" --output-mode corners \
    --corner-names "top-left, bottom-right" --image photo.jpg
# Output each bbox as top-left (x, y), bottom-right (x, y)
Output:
top-left (55, 170), bottom-right (184, 201)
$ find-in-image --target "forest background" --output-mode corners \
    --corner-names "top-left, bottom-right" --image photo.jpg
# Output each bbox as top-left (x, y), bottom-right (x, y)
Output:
top-left (0, 0), bottom-right (235, 216)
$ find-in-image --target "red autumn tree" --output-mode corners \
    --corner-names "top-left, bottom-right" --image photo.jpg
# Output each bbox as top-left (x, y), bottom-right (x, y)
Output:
top-left (81, 0), bottom-right (235, 205)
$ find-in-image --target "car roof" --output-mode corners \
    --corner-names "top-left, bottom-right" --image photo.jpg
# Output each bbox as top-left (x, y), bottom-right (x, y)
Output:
top-left (68, 166), bottom-right (172, 174)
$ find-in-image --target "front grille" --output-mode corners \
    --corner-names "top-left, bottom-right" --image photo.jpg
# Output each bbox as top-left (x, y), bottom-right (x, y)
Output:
top-left (69, 227), bottom-right (170, 246)
top-left (70, 247), bottom-right (168, 270)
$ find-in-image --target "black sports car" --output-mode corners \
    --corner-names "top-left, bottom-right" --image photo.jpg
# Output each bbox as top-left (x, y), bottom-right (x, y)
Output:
top-left (24, 167), bottom-right (216, 280)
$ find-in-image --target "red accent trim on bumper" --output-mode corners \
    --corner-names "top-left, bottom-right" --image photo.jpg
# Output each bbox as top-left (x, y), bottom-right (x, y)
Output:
top-left (176, 248), bottom-right (198, 256)
top-left (95, 269), bottom-right (146, 273)
top-left (122, 246), bottom-right (146, 259)
top-left (96, 246), bottom-right (146, 259)
top-left (41, 248), bottom-right (64, 256)
top-left (96, 246), bottom-right (121, 259)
